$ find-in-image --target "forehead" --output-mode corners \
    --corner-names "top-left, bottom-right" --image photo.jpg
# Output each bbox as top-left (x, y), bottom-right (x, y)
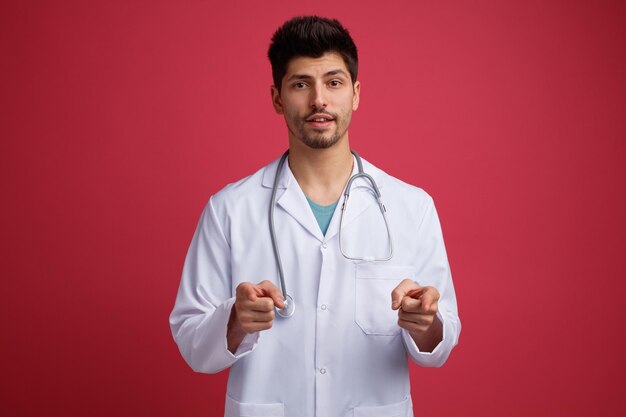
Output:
top-left (284, 52), bottom-right (349, 78)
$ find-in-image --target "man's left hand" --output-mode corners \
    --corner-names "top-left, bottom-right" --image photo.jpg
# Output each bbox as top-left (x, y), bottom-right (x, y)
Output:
top-left (391, 279), bottom-right (443, 352)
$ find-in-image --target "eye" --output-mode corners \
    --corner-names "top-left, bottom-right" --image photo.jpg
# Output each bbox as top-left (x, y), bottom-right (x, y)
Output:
top-left (293, 82), bottom-right (307, 89)
top-left (329, 80), bottom-right (342, 87)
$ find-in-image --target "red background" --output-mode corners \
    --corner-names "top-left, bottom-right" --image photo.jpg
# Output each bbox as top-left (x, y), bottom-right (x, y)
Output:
top-left (2, 0), bottom-right (625, 416)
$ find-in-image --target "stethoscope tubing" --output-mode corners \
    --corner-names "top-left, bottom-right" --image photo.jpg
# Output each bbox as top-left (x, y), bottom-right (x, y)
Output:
top-left (269, 149), bottom-right (392, 318)
top-left (269, 151), bottom-right (290, 300)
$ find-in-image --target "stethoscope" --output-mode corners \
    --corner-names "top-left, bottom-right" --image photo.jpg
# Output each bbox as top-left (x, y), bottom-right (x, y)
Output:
top-left (269, 149), bottom-right (393, 318)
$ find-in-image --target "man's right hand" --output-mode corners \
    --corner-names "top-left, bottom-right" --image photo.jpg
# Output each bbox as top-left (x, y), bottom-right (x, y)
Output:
top-left (227, 280), bottom-right (285, 353)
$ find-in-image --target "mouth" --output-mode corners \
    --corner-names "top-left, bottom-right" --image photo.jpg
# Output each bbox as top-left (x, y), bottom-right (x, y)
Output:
top-left (305, 113), bottom-right (335, 128)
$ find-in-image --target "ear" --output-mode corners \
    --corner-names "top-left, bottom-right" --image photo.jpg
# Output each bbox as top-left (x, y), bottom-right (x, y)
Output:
top-left (352, 80), bottom-right (361, 111)
top-left (271, 85), bottom-right (284, 115)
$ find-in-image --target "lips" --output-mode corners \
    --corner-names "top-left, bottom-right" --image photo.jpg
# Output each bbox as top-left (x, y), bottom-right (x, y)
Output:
top-left (306, 113), bottom-right (335, 128)
top-left (306, 113), bottom-right (334, 122)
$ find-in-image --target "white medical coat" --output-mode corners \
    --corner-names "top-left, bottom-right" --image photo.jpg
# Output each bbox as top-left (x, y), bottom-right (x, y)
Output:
top-left (170, 155), bottom-right (461, 417)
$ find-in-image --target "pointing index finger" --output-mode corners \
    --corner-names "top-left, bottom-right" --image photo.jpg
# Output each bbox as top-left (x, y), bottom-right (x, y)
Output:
top-left (257, 280), bottom-right (285, 309)
top-left (420, 287), bottom-right (440, 313)
top-left (407, 288), bottom-right (426, 299)
top-left (237, 282), bottom-right (260, 302)
top-left (391, 279), bottom-right (420, 310)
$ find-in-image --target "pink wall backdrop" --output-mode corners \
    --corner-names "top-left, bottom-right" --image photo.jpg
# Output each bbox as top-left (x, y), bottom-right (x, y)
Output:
top-left (2, 0), bottom-right (625, 416)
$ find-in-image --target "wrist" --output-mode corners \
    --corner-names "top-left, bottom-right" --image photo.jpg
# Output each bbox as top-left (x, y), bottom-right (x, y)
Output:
top-left (228, 305), bottom-right (246, 336)
top-left (227, 306), bottom-right (248, 354)
top-left (410, 315), bottom-right (443, 352)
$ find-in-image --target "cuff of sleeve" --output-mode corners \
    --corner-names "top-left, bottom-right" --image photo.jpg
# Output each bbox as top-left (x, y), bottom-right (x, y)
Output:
top-left (223, 297), bottom-right (261, 360)
top-left (402, 309), bottom-right (449, 367)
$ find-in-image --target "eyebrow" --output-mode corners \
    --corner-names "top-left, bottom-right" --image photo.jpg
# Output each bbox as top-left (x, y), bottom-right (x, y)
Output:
top-left (286, 69), bottom-right (349, 82)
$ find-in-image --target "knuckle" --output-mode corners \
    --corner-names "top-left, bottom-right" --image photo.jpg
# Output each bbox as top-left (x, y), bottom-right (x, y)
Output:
top-left (427, 286), bottom-right (440, 298)
top-left (235, 283), bottom-right (246, 295)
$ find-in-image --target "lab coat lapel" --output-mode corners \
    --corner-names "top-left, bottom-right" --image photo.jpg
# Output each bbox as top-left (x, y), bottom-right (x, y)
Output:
top-left (266, 156), bottom-right (325, 242)
top-left (277, 182), bottom-right (325, 242)
top-left (261, 153), bottom-right (385, 243)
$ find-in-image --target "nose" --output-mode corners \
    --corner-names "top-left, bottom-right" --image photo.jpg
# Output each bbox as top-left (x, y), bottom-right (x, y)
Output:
top-left (310, 83), bottom-right (327, 109)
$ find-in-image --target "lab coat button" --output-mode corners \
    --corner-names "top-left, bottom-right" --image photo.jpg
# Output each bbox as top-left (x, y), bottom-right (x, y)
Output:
top-left (320, 368), bottom-right (326, 374)
top-left (321, 304), bottom-right (327, 310)
top-left (321, 242), bottom-right (328, 249)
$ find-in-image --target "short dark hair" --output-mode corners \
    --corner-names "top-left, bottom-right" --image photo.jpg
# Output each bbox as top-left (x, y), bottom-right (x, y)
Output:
top-left (268, 16), bottom-right (358, 92)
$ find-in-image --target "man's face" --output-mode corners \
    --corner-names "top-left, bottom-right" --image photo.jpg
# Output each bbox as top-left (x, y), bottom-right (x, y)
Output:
top-left (272, 52), bottom-right (360, 149)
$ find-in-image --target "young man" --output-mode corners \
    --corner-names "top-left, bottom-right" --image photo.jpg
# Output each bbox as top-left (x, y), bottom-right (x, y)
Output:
top-left (170, 16), bottom-right (461, 417)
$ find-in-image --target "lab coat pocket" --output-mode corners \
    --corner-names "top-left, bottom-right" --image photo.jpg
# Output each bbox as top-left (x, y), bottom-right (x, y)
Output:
top-left (355, 264), bottom-right (416, 336)
top-left (225, 394), bottom-right (285, 417)
top-left (353, 396), bottom-right (411, 417)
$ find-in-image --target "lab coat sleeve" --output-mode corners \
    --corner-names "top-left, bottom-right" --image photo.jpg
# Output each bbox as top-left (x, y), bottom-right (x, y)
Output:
top-left (169, 196), bottom-right (260, 374)
top-left (402, 196), bottom-right (461, 367)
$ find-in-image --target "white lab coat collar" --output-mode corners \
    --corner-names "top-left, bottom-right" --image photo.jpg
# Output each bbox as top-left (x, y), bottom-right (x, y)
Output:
top-left (261, 153), bottom-right (386, 243)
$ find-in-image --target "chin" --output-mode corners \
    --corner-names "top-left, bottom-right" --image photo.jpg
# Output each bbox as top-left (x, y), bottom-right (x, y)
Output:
top-left (300, 135), bottom-right (341, 149)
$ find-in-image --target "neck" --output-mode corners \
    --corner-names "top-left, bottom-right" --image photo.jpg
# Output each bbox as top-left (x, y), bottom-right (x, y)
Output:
top-left (288, 137), bottom-right (354, 205)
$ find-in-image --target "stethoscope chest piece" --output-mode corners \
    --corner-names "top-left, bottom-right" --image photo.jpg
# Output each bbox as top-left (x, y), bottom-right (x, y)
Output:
top-left (276, 294), bottom-right (295, 318)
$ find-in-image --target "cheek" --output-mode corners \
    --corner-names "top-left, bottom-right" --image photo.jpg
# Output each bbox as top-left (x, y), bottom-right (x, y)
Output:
top-left (340, 111), bottom-right (352, 129)
top-left (283, 109), bottom-right (304, 131)
top-left (284, 108), bottom-right (300, 123)
top-left (281, 99), bottom-right (304, 118)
